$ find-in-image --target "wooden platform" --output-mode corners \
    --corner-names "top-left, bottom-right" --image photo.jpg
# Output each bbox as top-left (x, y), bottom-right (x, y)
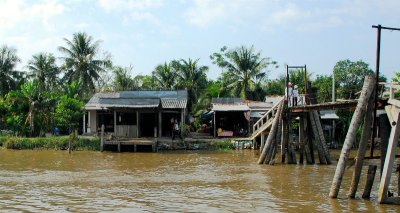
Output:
top-left (104, 138), bottom-right (157, 152)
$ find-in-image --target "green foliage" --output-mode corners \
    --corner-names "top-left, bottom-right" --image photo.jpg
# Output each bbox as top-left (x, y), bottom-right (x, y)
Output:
top-left (172, 58), bottom-right (208, 113)
top-left (58, 32), bottom-right (112, 98)
top-left (0, 136), bottom-right (100, 150)
top-left (55, 95), bottom-right (84, 131)
top-left (209, 140), bottom-right (233, 151)
top-left (27, 53), bottom-right (59, 91)
top-left (0, 45), bottom-right (22, 97)
top-left (313, 74), bottom-right (333, 103)
top-left (152, 62), bottom-right (176, 90)
top-left (113, 65), bottom-right (136, 91)
top-left (289, 68), bottom-right (311, 94)
top-left (265, 78), bottom-right (285, 96)
top-left (211, 45), bottom-right (277, 100)
top-left (333, 59), bottom-right (373, 99)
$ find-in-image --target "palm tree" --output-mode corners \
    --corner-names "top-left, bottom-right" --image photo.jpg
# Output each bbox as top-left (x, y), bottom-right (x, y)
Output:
top-left (58, 32), bottom-right (111, 97)
top-left (27, 53), bottom-right (59, 92)
top-left (0, 45), bottom-right (21, 97)
top-left (211, 45), bottom-right (277, 100)
top-left (152, 62), bottom-right (176, 90)
top-left (113, 66), bottom-right (136, 91)
top-left (173, 58), bottom-right (208, 113)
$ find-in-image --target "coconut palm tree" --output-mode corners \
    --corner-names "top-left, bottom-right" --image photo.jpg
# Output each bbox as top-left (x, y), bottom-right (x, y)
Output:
top-left (113, 66), bottom-right (136, 91)
top-left (152, 62), bottom-right (176, 90)
top-left (27, 53), bottom-right (59, 92)
top-left (173, 58), bottom-right (208, 113)
top-left (0, 45), bottom-right (21, 97)
top-left (211, 45), bottom-right (277, 100)
top-left (58, 32), bottom-right (111, 98)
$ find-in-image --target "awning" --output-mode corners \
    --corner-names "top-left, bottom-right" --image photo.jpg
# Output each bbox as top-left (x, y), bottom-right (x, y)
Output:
top-left (320, 110), bottom-right (339, 120)
top-left (161, 99), bottom-right (187, 109)
top-left (85, 98), bottom-right (160, 109)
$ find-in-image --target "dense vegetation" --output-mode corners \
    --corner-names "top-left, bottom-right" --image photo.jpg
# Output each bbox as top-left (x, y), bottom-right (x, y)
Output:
top-left (0, 32), bottom-right (388, 140)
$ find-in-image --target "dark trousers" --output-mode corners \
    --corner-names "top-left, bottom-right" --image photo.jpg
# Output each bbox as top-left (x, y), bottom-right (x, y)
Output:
top-left (172, 130), bottom-right (181, 140)
top-left (293, 97), bottom-right (298, 106)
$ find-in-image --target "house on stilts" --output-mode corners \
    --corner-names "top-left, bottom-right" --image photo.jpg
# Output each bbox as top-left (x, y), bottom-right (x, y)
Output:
top-left (83, 90), bottom-right (188, 139)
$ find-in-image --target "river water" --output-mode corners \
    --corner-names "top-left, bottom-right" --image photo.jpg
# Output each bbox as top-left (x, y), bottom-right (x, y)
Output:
top-left (0, 149), bottom-right (399, 212)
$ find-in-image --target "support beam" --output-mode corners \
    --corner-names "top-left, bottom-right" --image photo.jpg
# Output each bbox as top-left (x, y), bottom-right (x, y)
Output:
top-left (329, 75), bottom-right (376, 198)
top-left (378, 108), bottom-right (400, 203)
top-left (158, 110), bottom-right (162, 137)
top-left (83, 113), bottom-right (86, 134)
top-left (114, 110), bottom-right (117, 135)
top-left (136, 111), bottom-right (139, 137)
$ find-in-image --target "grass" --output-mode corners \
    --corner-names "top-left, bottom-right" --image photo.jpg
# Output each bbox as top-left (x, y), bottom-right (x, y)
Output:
top-left (0, 135), bottom-right (100, 151)
top-left (209, 140), bottom-right (234, 151)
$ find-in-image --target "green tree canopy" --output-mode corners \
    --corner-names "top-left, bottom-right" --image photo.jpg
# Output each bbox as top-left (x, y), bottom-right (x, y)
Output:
top-left (211, 45), bottom-right (277, 100)
top-left (173, 58), bottom-right (208, 113)
top-left (333, 59), bottom-right (373, 99)
top-left (58, 32), bottom-right (111, 98)
top-left (152, 62), bottom-right (176, 90)
top-left (27, 53), bottom-right (59, 92)
top-left (113, 66), bottom-right (136, 91)
top-left (0, 45), bottom-right (22, 97)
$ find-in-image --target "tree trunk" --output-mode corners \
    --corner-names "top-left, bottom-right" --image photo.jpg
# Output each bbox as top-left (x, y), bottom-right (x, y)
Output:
top-left (329, 75), bottom-right (376, 198)
top-left (348, 90), bottom-right (375, 198)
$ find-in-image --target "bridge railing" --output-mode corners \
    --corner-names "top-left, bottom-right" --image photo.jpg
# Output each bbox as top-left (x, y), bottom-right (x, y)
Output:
top-left (253, 97), bottom-right (284, 134)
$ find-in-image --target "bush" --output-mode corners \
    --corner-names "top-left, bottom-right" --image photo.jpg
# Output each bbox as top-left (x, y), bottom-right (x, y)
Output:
top-left (209, 140), bottom-right (233, 151)
top-left (0, 136), bottom-right (100, 151)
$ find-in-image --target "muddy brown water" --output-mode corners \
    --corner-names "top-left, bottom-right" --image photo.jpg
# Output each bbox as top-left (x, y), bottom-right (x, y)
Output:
top-left (0, 149), bottom-right (399, 212)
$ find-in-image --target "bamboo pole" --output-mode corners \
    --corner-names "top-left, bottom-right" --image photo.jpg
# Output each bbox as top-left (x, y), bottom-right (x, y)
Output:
top-left (312, 110), bottom-right (332, 164)
top-left (258, 102), bottom-right (283, 164)
top-left (329, 75), bottom-right (376, 198)
top-left (362, 165), bottom-right (377, 198)
top-left (348, 90), bottom-right (375, 198)
top-left (309, 111), bottom-right (326, 164)
top-left (265, 108), bottom-right (283, 164)
top-left (379, 114), bottom-right (390, 177)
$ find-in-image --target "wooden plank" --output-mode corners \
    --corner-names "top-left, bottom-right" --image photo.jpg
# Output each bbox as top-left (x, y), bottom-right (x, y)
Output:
top-left (312, 110), bottom-right (331, 164)
top-left (378, 108), bottom-right (400, 203)
top-left (309, 111), bottom-right (326, 164)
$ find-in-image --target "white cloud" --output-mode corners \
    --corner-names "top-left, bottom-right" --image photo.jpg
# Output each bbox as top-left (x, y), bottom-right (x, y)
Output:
top-left (97, 0), bottom-right (163, 12)
top-left (0, 0), bottom-right (65, 32)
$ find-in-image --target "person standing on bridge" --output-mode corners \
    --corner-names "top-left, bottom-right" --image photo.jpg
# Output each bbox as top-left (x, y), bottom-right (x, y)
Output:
top-left (292, 85), bottom-right (299, 106)
top-left (286, 82), bottom-right (293, 106)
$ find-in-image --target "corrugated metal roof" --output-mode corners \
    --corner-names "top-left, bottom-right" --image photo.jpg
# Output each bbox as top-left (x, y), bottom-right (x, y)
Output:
top-left (211, 98), bottom-right (244, 104)
top-left (161, 99), bottom-right (187, 109)
top-left (212, 104), bottom-right (250, 111)
top-left (85, 90), bottom-right (187, 110)
top-left (265, 96), bottom-right (284, 106)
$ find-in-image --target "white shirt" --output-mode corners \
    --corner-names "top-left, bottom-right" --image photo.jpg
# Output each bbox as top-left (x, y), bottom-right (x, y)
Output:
top-left (292, 89), bottom-right (299, 97)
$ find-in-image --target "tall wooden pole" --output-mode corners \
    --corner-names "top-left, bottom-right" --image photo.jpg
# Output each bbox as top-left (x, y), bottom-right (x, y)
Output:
top-left (370, 25), bottom-right (381, 158)
top-left (329, 75), bottom-right (376, 198)
top-left (348, 89), bottom-right (374, 198)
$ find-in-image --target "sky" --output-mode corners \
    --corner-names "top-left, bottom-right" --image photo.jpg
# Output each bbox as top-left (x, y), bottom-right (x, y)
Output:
top-left (1, 0), bottom-right (399, 81)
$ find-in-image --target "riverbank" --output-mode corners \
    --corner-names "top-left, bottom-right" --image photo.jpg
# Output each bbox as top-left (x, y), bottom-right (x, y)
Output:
top-left (0, 136), bottom-right (239, 151)
top-left (0, 136), bottom-right (100, 151)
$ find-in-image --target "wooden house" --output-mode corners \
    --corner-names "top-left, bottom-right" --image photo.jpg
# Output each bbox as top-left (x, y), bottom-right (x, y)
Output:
top-left (83, 90), bottom-right (187, 138)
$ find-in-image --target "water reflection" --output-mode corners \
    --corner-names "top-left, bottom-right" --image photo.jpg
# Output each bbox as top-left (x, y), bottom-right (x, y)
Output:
top-left (0, 150), bottom-right (399, 212)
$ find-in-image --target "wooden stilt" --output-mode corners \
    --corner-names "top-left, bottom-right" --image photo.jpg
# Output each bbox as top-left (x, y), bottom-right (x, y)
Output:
top-left (299, 115), bottom-right (305, 164)
top-left (329, 75), bottom-right (375, 198)
top-left (349, 92), bottom-right (375, 198)
top-left (258, 102), bottom-right (283, 164)
top-left (118, 142), bottom-right (121, 152)
top-left (379, 114), bottom-right (390, 177)
top-left (100, 124), bottom-right (105, 152)
top-left (281, 101), bottom-right (288, 163)
top-left (378, 106), bottom-right (400, 203)
top-left (312, 110), bottom-right (332, 164)
top-left (362, 165), bottom-right (377, 198)
top-left (309, 111), bottom-right (326, 164)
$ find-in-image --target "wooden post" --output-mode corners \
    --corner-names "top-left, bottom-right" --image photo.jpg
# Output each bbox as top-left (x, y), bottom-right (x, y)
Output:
top-left (299, 115), bottom-right (305, 164)
top-left (158, 110), bottom-right (162, 137)
top-left (378, 108), bottom-right (400, 203)
top-left (258, 102), bottom-right (283, 164)
top-left (397, 165), bottom-right (400, 196)
top-left (349, 92), bottom-right (374, 198)
top-left (213, 112), bottom-right (216, 138)
top-left (281, 100), bottom-right (288, 163)
top-left (362, 165), bottom-right (377, 198)
top-left (118, 142), bottom-right (121, 152)
top-left (309, 111), bottom-right (326, 164)
top-left (313, 110), bottom-right (331, 164)
top-left (100, 124), bottom-right (104, 152)
top-left (329, 75), bottom-right (376, 198)
top-left (260, 132), bottom-right (265, 151)
top-left (379, 114), bottom-right (390, 177)
top-left (114, 110), bottom-right (117, 135)
top-left (83, 113), bottom-right (86, 134)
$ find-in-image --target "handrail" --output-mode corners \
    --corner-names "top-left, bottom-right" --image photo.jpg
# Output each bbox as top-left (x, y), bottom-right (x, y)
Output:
top-left (252, 97), bottom-right (284, 133)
